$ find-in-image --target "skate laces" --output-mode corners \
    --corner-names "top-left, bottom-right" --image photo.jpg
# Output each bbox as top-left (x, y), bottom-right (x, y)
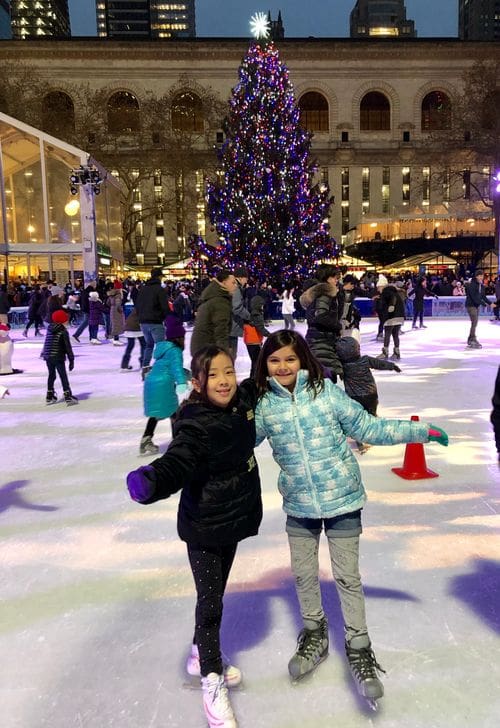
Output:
top-left (297, 626), bottom-right (327, 660)
top-left (349, 645), bottom-right (386, 679)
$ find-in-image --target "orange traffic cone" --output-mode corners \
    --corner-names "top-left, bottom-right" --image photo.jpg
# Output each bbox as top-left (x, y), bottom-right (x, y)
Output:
top-left (391, 415), bottom-right (439, 480)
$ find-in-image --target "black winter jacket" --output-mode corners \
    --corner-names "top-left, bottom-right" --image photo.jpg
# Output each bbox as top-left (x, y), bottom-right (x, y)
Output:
top-left (465, 278), bottom-right (490, 308)
top-left (335, 336), bottom-right (399, 399)
top-left (299, 281), bottom-right (343, 377)
top-left (380, 285), bottom-right (405, 323)
top-left (147, 380), bottom-right (263, 547)
top-left (135, 278), bottom-right (170, 324)
top-left (41, 323), bottom-right (74, 364)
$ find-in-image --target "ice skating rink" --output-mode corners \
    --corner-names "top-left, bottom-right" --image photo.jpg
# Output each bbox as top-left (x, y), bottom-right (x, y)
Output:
top-left (2, 317), bottom-right (499, 728)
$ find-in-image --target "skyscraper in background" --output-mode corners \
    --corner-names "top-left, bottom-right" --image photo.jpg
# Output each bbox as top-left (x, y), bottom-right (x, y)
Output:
top-left (96, 0), bottom-right (195, 39)
top-left (0, 0), bottom-right (11, 39)
top-left (350, 0), bottom-right (416, 38)
top-left (459, 0), bottom-right (500, 40)
top-left (10, 0), bottom-right (70, 39)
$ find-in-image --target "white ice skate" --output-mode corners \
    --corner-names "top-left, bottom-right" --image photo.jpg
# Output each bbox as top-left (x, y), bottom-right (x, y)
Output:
top-left (184, 644), bottom-right (242, 689)
top-left (201, 672), bottom-right (238, 728)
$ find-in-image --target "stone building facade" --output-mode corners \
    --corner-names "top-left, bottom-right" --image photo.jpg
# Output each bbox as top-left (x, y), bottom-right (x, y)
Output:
top-left (0, 37), bottom-right (498, 270)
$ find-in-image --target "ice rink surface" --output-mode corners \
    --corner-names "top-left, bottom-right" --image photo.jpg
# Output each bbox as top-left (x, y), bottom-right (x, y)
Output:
top-left (1, 316), bottom-right (499, 728)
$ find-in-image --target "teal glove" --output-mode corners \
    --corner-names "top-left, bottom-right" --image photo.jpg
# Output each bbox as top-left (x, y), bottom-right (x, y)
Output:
top-left (428, 424), bottom-right (448, 447)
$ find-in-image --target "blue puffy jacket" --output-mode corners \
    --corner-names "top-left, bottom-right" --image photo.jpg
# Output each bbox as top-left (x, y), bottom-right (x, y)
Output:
top-left (255, 371), bottom-right (429, 519)
top-left (143, 341), bottom-right (187, 419)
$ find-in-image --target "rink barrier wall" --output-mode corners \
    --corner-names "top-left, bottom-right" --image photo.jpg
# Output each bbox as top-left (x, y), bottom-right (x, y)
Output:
top-left (8, 296), bottom-right (496, 328)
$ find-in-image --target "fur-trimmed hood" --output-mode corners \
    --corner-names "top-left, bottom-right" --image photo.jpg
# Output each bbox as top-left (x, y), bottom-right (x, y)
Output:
top-left (299, 281), bottom-right (338, 309)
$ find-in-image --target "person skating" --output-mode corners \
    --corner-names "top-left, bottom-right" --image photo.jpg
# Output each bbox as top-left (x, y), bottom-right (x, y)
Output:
top-left (408, 277), bottom-right (437, 329)
top-left (335, 335), bottom-right (401, 454)
top-left (465, 269), bottom-right (495, 348)
top-left (40, 310), bottom-right (78, 405)
top-left (253, 330), bottom-right (448, 706)
top-left (127, 346), bottom-right (263, 728)
top-left (377, 278), bottom-right (405, 360)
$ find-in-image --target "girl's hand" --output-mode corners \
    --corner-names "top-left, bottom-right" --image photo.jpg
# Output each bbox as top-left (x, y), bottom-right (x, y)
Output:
top-left (428, 425), bottom-right (448, 447)
top-left (127, 465), bottom-right (157, 502)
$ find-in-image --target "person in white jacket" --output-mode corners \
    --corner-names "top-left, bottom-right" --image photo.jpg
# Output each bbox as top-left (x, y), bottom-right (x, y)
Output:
top-left (281, 284), bottom-right (296, 330)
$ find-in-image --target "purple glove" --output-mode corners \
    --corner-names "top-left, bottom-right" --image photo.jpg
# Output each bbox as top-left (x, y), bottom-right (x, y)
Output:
top-left (127, 465), bottom-right (157, 503)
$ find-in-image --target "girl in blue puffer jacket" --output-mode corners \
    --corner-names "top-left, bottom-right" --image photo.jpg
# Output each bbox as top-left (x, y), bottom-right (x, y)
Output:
top-left (254, 330), bottom-right (448, 705)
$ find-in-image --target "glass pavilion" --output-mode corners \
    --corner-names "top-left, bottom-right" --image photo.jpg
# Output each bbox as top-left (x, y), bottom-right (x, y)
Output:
top-left (0, 111), bottom-right (123, 287)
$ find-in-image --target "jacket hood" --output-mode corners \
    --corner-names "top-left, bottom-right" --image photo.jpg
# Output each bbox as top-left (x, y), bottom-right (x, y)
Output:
top-left (250, 295), bottom-right (265, 312)
top-left (200, 280), bottom-right (231, 303)
top-left (335, 335), bottom-right (360, 363)
top-left (299, 281), bottom-right (337, 309)
top-left (152, 340), bottom-right (176, 360)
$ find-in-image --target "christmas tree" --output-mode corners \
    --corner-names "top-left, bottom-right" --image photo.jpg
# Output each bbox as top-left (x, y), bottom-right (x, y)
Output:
top-left (202, 39), bottom-right (336, 279)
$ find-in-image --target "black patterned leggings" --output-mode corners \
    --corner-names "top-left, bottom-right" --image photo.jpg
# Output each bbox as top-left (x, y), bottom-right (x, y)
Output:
top-left (187, 541), bottom-right (238, 676)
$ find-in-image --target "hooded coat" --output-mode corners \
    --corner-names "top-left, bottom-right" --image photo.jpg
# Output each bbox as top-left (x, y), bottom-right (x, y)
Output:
top-left (190, 280), bottom-right (232, 356)
top-left (299, 281), bottom-right (343, 376)
top-left (335, 336), bottom-right (399, 399)
top-left (143, 340), bottom-right (187, 419)
top-left (106, 288), bottom-right (125, 336)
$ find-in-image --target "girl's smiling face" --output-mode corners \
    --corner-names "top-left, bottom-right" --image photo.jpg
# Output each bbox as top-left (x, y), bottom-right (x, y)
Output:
top-left (193, 352), bottom-right (237, 407)
top-left (266, 345), bottom-right (301, 391)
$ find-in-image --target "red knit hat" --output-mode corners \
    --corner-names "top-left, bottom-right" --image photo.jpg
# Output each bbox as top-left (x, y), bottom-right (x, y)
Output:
top-left (52, 310), bottom-right (69, 324)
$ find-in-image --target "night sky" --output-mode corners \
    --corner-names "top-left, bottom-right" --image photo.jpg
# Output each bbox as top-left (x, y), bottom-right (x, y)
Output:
top-left (69, 0), bottom-right (458, 38)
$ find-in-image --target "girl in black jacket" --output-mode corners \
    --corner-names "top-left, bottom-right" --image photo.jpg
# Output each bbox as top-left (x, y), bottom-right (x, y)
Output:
top-left (127, 345), bottom-right (262, 728)
top-left (41, 310), bottom-right (77, 405)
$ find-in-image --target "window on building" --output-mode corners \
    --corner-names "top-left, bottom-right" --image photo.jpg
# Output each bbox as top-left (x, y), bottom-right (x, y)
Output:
top-left (172, 91), bottom-right (204, 132)
top-left (362, 167), bottom-right (370, 214)
top-left (421, 91), bottom-right (451, 131)
top-left (422, 167), bottom-right (430, 206)
top-left (481, 89), bottom-right (500, 133)
top-left (107, 91), bottom-right (140, 134)
top-left (41, 91), bottom-right (75, 137)
top-left (341, 167), bottom-right (350, 235)
top-left (402, 167), bottom-right (411, 202)
top-left (360, 91), bottom-right (390, 131)
top-left (298, 92), bottom-right (329, 132)
top-left (382, 167), bottom-right (390, 213)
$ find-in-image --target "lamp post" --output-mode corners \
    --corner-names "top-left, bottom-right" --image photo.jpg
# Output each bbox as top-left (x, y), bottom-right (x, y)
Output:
top-left (69, 164), bottom-right (103, 286)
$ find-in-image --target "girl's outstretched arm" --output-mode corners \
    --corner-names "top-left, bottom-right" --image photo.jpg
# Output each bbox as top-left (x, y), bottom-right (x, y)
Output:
top-left (127, 421), bottom-right (208, 504)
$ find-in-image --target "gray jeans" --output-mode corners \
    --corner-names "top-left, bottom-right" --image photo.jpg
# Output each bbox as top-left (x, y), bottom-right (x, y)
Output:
top-left (466, 306), bottom-right (479, 342)
top-left (287, 529), bottom-right (368, 641)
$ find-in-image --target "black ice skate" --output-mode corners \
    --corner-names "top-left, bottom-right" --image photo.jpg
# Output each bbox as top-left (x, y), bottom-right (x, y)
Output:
top-left (391, 347), bottom-right (400, 360)
top-left (63, 390), bottom-right (79, 406)
top-left (377, 346), bottom-right (389, 359)
top-left (46, 390), bottom-right (58, 405)
top-left (345, 635), bottom-right (385, 710)
top-left (288, 618), bottom-right (329, 681)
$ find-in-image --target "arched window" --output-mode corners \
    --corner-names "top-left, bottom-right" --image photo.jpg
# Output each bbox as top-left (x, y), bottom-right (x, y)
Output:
top-left (421, 91), bottom-right (451, 131)
top-left (298, 92), bottom-right (329, 132)
top-left (41, 91), bottom-right (75, 136)
top-left (107, 91), bottom-right (140, 134)
top-left (481, 89), bottom-right (500, 132)
top-left (360, 91), bottom-right (390, 131)
top-left (171, 92), bottom-right (204, 132)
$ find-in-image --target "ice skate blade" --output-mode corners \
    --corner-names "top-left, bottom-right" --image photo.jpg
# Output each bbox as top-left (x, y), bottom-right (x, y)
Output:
top-left (367, 698), bottom-right (380, 711)
top-left (289, 651), bottom-right (328, 683)
top-left (182, 675), bottom-right (243, 691)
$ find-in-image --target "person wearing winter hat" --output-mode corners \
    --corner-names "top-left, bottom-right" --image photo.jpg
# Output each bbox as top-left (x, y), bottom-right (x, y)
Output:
top-left (120, 308), bottom-right (146, 372)
top-left (0, 322), bottom-right (23, 375)
top-left (372, 273), bottom-right (389, 341)
top-left (88, 291), bottom-right (106, 344)
top-left (139, 315), bottom-right (188, 455)
top-left (228, 266), bottom-right (251, 361)
top-left (40, 310), bottom-right (77, 405)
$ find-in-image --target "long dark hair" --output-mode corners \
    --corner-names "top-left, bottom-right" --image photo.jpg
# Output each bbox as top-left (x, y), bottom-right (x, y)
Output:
top-left (187, 345), bottom-right (235, 404)
top-left (254, 330), bottom-right (324, 399)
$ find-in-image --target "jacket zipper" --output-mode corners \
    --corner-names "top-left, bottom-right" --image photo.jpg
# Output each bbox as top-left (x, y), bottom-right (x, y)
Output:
top-left (290, 391), bottom-right (321, 516)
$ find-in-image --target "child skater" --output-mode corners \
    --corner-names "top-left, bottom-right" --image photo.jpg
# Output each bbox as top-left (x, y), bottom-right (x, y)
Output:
top-left (127, 345), bottom-right (263, 728)
top-left (253, 330), bottom-right (447, 706)
top-left (139, 315), bottom-right (189, 455)
top-left (88, 291), bottom-right (106, 344)
top-left (41, 310), bottom-right (78, 405)
top-left (243, 295), bottom-right (271, 378)
top-left (335, 335), bottom-right (401, 454)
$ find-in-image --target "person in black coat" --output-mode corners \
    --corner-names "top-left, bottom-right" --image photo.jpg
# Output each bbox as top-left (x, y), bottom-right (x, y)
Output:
top-left (22, 285), bottom-right (44, 337)
top-left (41, 310), bottom-right (77, 405)
top-left (464, 269), bottom-right (495, 348)
top-left (127, 345), bottom-right (262, 727)
top-left (408, 277), bottom-right (437, 329)
top-left (299, 263), bottom-right (343, 381)
top-left (135, 267), bottom-right (170, 374)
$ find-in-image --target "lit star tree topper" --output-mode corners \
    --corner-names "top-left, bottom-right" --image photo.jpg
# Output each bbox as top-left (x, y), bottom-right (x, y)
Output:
top-left (202, 39), bottom-right (336, 280)
top-left (249, 11), bottom-right (270, 40)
